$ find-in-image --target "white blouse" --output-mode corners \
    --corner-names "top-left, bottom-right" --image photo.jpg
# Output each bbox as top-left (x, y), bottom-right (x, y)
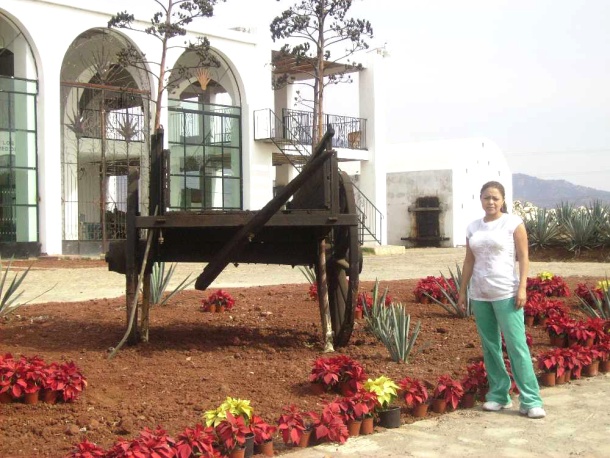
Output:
top-left (466, 213), bottom-right (524, 301)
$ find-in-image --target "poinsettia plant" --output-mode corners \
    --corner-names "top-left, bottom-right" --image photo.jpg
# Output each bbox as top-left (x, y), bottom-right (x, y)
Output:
top-left (363, 375), bottom-right (399, 410)
top-left (249, 415), bottom-right (277, 445)
top-left (174, 424), bottom-right (219, 458)
top-left (536, 348), bottom-right (564, 374)
top-left (215, 412), bottom-right (251, 455)
top-left (433, 374), bottom-right (464, 410)
top-left (66, 439), bottom-right (107, 458)
top-left (337, 389), bottom-right (377, 421)
top-left (526, 272), bottom-right (570, 297)
top-left (308, 355), bottom-right (367, 394)
top-left (107, 426), bottom-right (176, 458)
top-left (201, 289), bottom-right (235, 311)
top-left (277, 404), bottom-right (318, 446)
top-left (313, 400), bottom-right (349, 445)
top-left (398, 376), bottom-right (429, 407)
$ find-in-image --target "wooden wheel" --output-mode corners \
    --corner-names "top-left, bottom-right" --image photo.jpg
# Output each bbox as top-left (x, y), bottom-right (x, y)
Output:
top-left (326, 172), bottom-right (361, 347)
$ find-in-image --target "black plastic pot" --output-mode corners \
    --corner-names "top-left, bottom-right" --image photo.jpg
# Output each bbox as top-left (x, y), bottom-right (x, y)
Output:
top-left (244, 432), bottom-right (255, 458)
top-left (378, 406), bottom-right (401, 428)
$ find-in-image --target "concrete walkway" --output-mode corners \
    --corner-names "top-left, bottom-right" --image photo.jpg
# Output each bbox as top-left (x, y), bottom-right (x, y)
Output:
top-left (16, 247), bottom-right (610, 304)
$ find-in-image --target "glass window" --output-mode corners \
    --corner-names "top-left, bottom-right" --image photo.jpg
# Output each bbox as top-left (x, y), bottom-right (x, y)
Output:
top-left (12, 131), bottom-right (36, 168)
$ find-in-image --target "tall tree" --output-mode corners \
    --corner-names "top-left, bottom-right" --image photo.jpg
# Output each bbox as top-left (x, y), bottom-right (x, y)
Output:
top-left (108, 0), bottom-right (225, 130)
top-left (271, 0), bottom-right (373, 145)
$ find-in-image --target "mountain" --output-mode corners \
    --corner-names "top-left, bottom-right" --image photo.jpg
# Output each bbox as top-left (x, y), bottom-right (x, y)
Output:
top-left (512, 173), bottom-right (610, 208)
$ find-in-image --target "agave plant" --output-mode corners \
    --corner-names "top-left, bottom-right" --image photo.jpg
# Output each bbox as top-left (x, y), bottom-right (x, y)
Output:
top-left (576, 277), bottom-right (610, 319)
top-left (363, 281), bottom-right (421, 363)
top-left (523, 207), bottom-right (562, 249)
top-left (425, 264), bottom-right (472, 318)
top-left (148, 262), bottom-right (194, 306)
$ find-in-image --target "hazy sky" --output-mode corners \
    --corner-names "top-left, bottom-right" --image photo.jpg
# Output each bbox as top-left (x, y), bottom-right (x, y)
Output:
top-left (213, 0), bottom-right (610, 192)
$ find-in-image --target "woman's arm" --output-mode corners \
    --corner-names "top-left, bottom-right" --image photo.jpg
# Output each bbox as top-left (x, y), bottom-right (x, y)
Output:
top-left (514, 222), bottom-right (529, 309)
top-left (458, 240), bottom-right (475, 310)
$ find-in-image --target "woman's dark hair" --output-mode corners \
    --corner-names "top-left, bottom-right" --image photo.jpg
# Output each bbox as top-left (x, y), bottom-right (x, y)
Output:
top-left (480, 181), bottom-right (508, 213)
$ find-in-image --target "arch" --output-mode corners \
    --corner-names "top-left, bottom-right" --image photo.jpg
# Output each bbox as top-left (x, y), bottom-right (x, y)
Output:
top-left (0, 10), bottom-right (40, 256)
top-left (60, 28), bottom-right (151, 255)
top-left (166, 47), bottom-right (244, 211)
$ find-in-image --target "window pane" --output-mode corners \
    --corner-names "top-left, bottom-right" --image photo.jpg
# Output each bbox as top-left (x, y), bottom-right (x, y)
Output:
top-left (226, 116), bottom-right (240, 147)
top-left (14, 169), bottom-right (37, 205)
top-left (223, 178), bottom-right (240, 209)
top-left (12, 93), bottom-right (35, 130)
top-left (15, 206), bottom-right (37, 242)
top-left (227, 147), bottom-right (240, 178)
top-left (13, 131), bottom-right (36, 168)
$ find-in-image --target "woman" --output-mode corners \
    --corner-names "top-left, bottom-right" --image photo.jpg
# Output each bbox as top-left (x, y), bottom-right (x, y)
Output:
top-left (458, 181), bottom-right (545, 419)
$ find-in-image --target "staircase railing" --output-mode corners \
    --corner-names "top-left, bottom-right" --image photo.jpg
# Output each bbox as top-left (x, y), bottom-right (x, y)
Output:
top-left (351, 182), bottom-right (383, 245)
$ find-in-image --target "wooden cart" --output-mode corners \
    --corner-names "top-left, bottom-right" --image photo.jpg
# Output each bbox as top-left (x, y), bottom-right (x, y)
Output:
top-left (106, 127), bottom-right (361, 349)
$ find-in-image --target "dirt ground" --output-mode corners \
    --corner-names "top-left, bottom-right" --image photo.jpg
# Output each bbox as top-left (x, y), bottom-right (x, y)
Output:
top-left (0, 248), bottom-right (604, 457)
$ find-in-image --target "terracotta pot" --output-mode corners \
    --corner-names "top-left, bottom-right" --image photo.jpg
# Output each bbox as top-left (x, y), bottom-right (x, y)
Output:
top-left (0, 392), bottom-right (12, 404)
top-left (411, 403), bottom-right (429, 418)
top-left (538, 316), bottom-right (548, 327)
top-left (229, 446), bottom-right (245, 458)
top-left (599, 360), bottom-right (610, 373)
top-left (421, 296), bottom-right (430, 305)
top-left (524, 315), bottom-right (535, 326)
top-left (583, 360), bottom-right (599, 377)
top-left (431, 398), bottom-right (447, 414)
top-left (208, 304), bottom-right (217, 313)
top-left (297, 429), bottom-right (312, 448)
top-left (217, 305), bottom-right (226, 313)
top-left (360, 416), bottom-right (374, 435)
top-left (354, 309), bottom-right (363, 320)
top-left (41, 389), bottom-right (59, 404)
top-left (461, 392), bottom-right (476, 409)
top-left (347, 419), bottom-right (362, 436)
top-left (377, 406), bottom-right (401, 429)
top-left (254, 440), bottom-right (274, 457)
top-left (24, 391), bottom-right (40, 405)
top-left (338, 382), bottom-right (355, 397)
top-left (539, 372), bottom-right (556, 387)
top-left (555, 371), bottom-right (568, 385)
top-left (549, 334), bottom-right (567, 348)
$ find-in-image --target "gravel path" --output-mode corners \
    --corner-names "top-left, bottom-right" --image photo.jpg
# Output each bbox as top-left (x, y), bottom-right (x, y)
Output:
top-left (15, 247), bottom-right (610, 305)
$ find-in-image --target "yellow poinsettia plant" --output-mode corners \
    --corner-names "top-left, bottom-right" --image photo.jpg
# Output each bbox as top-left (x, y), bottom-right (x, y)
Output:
top-left (203, 396), bottom-right (254, 427)
top-left (538, 271), bottom-right (554, 281)
top-left (363, 375), bottom-right (399, 410)
top-left (597, 280), bottom-right (609, 292)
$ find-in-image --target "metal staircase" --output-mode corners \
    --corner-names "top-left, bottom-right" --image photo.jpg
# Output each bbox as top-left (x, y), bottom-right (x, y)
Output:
top-left (254, 108), bottom-right (383, 245)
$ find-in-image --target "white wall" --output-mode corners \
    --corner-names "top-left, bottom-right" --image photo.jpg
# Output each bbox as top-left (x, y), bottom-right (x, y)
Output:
top-left (2, 0), bottom-right (277, 254)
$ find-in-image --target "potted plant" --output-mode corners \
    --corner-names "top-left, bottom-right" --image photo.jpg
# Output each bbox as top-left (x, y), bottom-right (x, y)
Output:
top-left (249, 415), bottom-right (276, 457)
top-left (65, 438), bottom-right (107, 458)
top-left (174, 424), bottom-right (219, 458)
top-left (398, 376), bottom-right (429, 417)
top-left (536, 348), bottom-right (563, 386)
top-left (308, 355), bottom-right (367, 396)
top-left (313, 400), bottom-right (349, 445)
top-left (527, 272), bottom-right (570, 297)
top-left (546, 314), bottom-right (574, 348)
top-left (201, 289), bottom-right (235, 313)
top-left (204, 396), bottom-right (254, 427)
top-left (567, 321), bottom-right (596, 347)
top-left (594, 339), bottom-right (610, 373)
top-left (413, 276), bottom-right (441, 303)
top-left (22, 355), bottom-right (46, 404)
top-left (363, 375), bottom-right (401, 428)
top-left (58, 361), bottom-right (88, 402)
top-left (215, 412), bottom-right (251, 458)
top-left (277, 404), bottom-right (318, 448)
top-left (432, 374), bottom-right (464, 413)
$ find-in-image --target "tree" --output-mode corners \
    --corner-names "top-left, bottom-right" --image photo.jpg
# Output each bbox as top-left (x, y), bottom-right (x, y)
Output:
top-left (106, 0), bottom-right (224, 349)
top-left (270, 0), bottom-right (373, 145)
top-left (108, 0), bottom-right (225, 130)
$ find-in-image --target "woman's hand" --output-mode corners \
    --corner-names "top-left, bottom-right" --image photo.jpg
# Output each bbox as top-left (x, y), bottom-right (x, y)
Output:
top-left (515, 286), bottom-right (527, 309)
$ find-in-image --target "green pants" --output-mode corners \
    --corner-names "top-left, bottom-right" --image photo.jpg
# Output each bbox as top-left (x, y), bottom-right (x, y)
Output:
top-left (472, 297), bottom-right (543, 409)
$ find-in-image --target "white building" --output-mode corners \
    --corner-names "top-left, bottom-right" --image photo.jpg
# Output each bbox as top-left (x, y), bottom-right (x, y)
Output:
top-left (0, 0), bottom-right (511, 257)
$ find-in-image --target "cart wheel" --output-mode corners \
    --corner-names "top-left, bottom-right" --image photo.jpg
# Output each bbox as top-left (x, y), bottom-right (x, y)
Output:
top-left (327, 172), bottom-right (361, 347)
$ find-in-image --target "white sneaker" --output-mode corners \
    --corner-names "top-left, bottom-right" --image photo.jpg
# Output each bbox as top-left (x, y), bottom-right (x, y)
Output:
top-left (482, 401), bottom-right (513, 411)
top-left (519, 406), bottom-right (546, 419)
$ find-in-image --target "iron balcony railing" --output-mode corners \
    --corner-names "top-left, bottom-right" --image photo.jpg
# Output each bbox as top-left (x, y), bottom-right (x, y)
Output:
top-left (254, 108), bottom-right (366, 150)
